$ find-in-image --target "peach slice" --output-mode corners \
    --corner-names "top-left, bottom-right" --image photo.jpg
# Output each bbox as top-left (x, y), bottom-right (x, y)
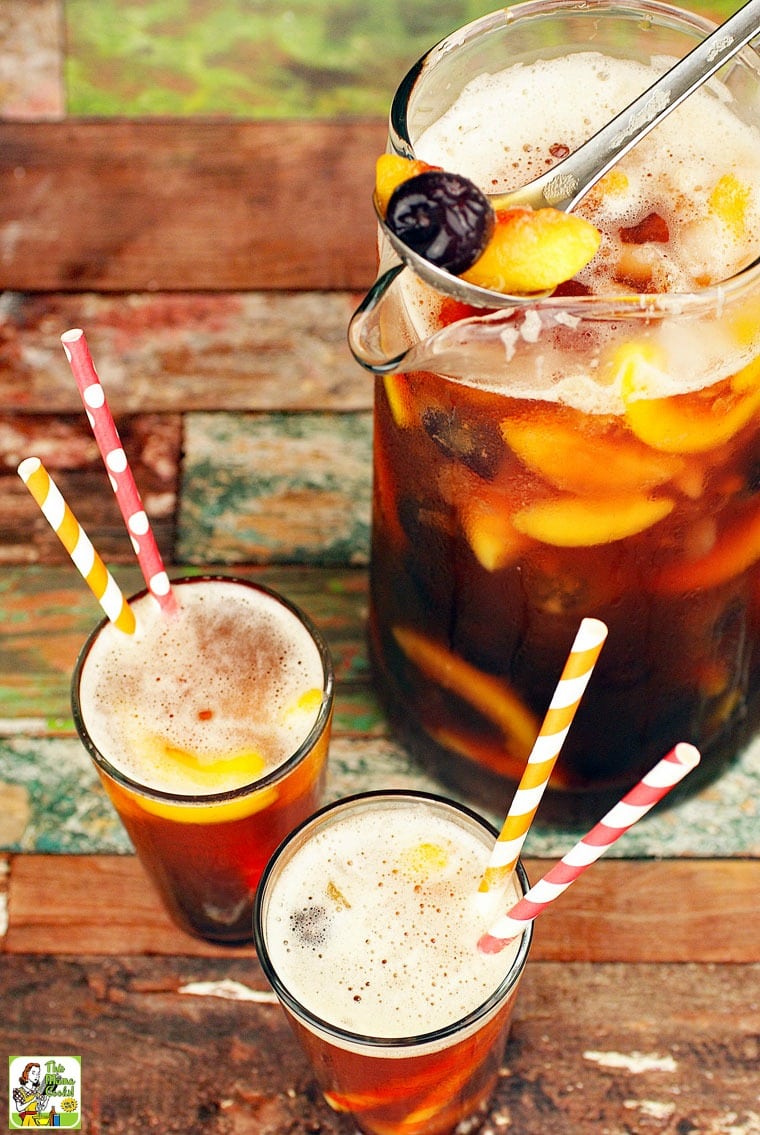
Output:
top-left (431, 723), bottom-right (555, 784)
top-left (392, 625), bottom-right (539, 758)
top-left (709, 173), bottom-right (751, 239)
top-left (382, 372), bottom-right (418, 428)
top-left (652, 502), bottom-right (760, 592)
top-left (123, 735), bottom-right (279, 824)
top-left (146, 735), bottom-right (268, 785)
top-left (374, 154), bottom-right (436, 214)
top-left (398, 841), bottom-right (449, 879)
top-left (461, 206), bottom-right (601, 294)
top-left (501, 406), bottom-right (685, 495)
top-left (512, 493), bottom-right (674, 546)
top-left (612, 340), bottom-right (760, 453)
top-left (460, 490), bottom-right (526, 572)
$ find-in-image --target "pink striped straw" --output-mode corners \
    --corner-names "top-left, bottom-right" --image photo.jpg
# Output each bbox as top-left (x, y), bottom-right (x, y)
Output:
top-left (478, 742), bottom-right (701, 954)
top-left (61, 329), bottom-right (177, 615)
top-left (478, 617), bottom-right (607, 896)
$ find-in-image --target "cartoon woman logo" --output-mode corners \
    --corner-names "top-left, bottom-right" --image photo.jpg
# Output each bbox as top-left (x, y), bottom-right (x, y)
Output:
top-left (11, 1063), bottom-right (57, 1127)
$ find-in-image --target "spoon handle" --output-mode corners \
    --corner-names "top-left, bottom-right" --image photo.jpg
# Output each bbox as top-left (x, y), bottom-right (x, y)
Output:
top-left (504, 0), bottom-right (760, 212)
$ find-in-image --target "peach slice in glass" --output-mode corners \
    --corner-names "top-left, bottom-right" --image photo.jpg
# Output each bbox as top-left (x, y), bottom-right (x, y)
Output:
top-left (709, 173), bottom-right (751, 239)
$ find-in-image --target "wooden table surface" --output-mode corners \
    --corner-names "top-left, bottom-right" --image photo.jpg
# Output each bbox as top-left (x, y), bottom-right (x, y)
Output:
top-left (1, 3), bottom-right (759, 1132)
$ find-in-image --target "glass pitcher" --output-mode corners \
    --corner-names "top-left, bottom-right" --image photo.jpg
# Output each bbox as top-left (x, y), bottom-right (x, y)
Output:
top-left (349, 0), bottom-right (760, 824)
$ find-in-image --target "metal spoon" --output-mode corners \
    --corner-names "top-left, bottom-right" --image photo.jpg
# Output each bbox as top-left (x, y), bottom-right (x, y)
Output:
top-left (377, 0), bottom-right (760, 310)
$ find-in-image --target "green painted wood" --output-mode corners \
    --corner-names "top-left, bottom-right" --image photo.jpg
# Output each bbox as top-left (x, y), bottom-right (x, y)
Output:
top-left (1, 730), bottom-right (759, 857)
top-left (60, 0), bottom-right (744, 118)
top-left (177, 410), bottom-right (372, 565)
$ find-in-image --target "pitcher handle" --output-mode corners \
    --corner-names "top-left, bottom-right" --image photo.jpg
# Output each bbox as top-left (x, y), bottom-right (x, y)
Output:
top-left (348, 263), bottom-right (413, 375)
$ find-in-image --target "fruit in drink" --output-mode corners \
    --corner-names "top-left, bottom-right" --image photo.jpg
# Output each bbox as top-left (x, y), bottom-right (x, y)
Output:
top-left (378, 155), bottom-right (601, 292)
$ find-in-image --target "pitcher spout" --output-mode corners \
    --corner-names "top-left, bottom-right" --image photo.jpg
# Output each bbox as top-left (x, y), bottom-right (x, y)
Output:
top-left (348, 263), bottom-right (413, 375)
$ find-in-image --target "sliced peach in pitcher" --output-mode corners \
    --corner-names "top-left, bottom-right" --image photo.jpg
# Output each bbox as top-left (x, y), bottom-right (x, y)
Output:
top-left (374, 154), bottom-right (436, 215)
top-left (501, 405), bottom-right (685, 495)
top-left (709, 173), bottom-right (751, 240)
top-left (432, 723), bottom-right (552, 784)
top-left (373, 434), bottom-right (407, 549)
top-left (652, 501), bottom-right (760, 592)
top-left (614, 339), bottom-right (760, 453)
top-left (512, 493), bottom-right (674, 546)
top-left (383, 372), bottom-right (418, 428)
top-left (460, 490), bottom-right (525, 572)
top-left (392, 626), bottom-right (539, 758)
top-left (461, 206), bottom-right (601, 294)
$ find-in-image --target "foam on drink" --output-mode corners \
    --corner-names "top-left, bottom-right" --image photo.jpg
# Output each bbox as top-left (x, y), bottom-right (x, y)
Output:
top-left (401, 51), bottom-right (760, 409)
top-left (263, 800), bottom-right (522, 1038)
top-left (77, 579), bottom-right (327, 795)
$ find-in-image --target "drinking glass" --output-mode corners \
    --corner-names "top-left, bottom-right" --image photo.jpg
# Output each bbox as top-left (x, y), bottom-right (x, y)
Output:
top-left (254, 790), bottom-right (532, 1135)
top-left (72, 574), bottom-right (334, 942)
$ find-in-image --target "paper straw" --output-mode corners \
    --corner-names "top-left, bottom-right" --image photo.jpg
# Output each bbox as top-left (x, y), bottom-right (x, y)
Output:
top-left (478, 617), bottom-right (608, 896)
top-left (18, 457), bottom-right (136, 635)
top-left (61, 328), bottom-right (177, 614)
top-left (478, 742), bottom-right (701, 954)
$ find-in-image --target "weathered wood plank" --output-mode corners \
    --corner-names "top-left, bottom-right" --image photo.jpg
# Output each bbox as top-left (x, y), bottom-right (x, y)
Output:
top-left (3, 407), bottom-right (373, 568)
top-left (0, 0), bottom-right (63, 120)
top-left (1, 954), bottom-right (758, 1133)
top-left (2, 413), bottom-right (180, 565)
top-left (178, 410), bottom-right (371, 565)
top-left (0, 120), bottom-right (386, 291)
top-left (5, 855), bottom-right (759, 963)
top-left (0, 292), bottom-right (370, 414)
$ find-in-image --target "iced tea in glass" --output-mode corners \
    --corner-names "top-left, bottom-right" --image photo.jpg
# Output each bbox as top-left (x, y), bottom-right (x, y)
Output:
top-left (254, 790), bottom-right (532, 1135)
top-left (352, 0), bottom-right (760, 822)
top-left (72, 574), bottom-right (334, 942)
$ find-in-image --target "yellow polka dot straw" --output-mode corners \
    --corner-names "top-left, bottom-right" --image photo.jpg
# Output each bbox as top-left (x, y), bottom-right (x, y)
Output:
top-left (18, 457), bottom-right (136, 635)
top-left (478, 616), bottom-right (608, 897)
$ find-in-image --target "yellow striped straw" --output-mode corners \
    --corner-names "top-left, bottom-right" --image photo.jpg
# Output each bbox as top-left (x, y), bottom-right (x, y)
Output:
top-left (18, 457), bottom-right (136, 635)
top-left (478, 617), bottom-right (608, 896)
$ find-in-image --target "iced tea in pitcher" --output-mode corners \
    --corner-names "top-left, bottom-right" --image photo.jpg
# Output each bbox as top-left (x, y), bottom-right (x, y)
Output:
top-left (360, 2), bottom-right (760, 821)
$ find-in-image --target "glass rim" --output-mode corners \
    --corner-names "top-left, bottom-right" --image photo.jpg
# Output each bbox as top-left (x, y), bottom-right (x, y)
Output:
top-left (253, 789), bottom-right (534, 1051)
top-left (387, 0), bottom-right (760, 311)
top-left (70, 573), bottom-right (335, 807)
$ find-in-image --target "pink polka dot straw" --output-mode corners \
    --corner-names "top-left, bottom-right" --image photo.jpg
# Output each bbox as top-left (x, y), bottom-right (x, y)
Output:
top-left (61, 329), bottom-right (178, 615)
top-left (478, 742), bottom-right (701, 955)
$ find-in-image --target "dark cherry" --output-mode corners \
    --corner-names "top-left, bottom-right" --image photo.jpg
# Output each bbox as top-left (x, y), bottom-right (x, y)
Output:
top-left (385, 171), bottom-right (494, 275)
